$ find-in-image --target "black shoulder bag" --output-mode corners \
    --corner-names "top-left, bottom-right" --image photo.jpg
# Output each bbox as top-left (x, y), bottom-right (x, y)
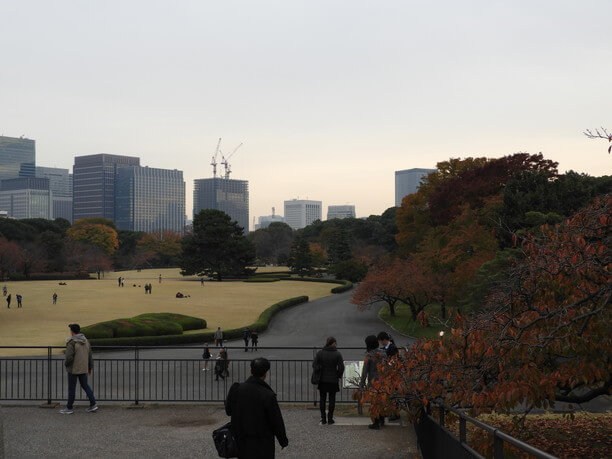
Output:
top-left (212, 422), bottom-right (238, 458)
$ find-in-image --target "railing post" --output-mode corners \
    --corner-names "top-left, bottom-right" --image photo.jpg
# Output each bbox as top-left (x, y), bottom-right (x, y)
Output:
top-left (134, 346), bottom-right (139, 405)
top-left (493, 431), bottom-right (504, 459)
top-left (47, 347), bottom-right (52, 405)
top-left (439, 406), bottom-right (445, 427)
top-left (312, 347), bottom-right (317, 407)
top-left (459, 416), bottom-right (467, 444)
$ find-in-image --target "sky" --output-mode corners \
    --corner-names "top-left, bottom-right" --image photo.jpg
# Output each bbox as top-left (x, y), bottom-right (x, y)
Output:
top-left (1, 0), bottom-right (611, 229)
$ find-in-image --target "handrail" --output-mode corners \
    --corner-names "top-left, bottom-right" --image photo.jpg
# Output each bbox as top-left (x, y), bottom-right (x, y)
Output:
top-left (432, 404), bottom-right (558, 459)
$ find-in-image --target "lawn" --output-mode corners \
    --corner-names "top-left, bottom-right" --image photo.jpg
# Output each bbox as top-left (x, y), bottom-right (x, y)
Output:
top-left (378, 302), bottom-right (446, 339)
top-left (0, 268), bottom-right (333, 355)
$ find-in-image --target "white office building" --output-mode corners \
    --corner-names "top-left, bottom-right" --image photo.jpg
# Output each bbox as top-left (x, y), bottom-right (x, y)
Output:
top-left (0, 177), bottom-right (52, 219)
top-left (327, 205), bottom-right (356, 220)
top-left (36, 166), bottom-right (73, 221)
top-left (395, 168), bottom-right (435, 206)
top-left (284, 199), bottom-right (322, 230)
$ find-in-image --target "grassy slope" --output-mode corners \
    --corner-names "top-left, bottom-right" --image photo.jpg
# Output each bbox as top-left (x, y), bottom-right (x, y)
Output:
top-left (0, 268), bottom-right (331, 355)
top-left (378, 302), bottom-right (445, 339)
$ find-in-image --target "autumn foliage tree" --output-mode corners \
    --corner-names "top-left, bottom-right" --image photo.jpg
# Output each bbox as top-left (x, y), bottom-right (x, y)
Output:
top-left (364, 196), bottom-right (611, 422)
top-left (67, 219), bottom-right (119, 255)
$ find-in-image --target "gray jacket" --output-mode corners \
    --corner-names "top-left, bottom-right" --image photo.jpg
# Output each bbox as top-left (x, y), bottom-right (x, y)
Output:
top-left (65, 334), bottom-right (93, 375)
top-left (360, 349), bottom-right (384, 388)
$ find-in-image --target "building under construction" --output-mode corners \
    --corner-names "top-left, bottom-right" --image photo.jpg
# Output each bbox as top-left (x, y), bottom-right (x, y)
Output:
top-left (193, 138), bottom-right (249, 233)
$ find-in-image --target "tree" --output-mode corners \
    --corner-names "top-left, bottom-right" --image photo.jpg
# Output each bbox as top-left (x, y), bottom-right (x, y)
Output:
top-left (248, 222), bottom-right (294, 265)
top-left (363, 196), bottom-right (611, 423)
top-left (65, 241), bottom-right (112, 278)
top-left (0, 238), bottom-right (24, 280)
top-left (67, 222), bottom-right (119, 255)
top-left (179, 209), bottom-right (256, 281)
top-left (326, 228), bottom-right (352, 265)
top-left (38, 230), bottom-right (66, 272)
top-left (136, 232), bottom-right (182, 267)
top-left (329, 259), bottom-right (368, 283)
top-left (288, 236), bottom-right (313, 277)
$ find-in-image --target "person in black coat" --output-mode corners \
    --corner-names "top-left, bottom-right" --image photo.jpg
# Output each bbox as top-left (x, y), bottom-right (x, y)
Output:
top-left (377, 331), bottom-right (398, 357)
top-left (313, 336), bottom-right (345, 425)
top-left (225, 358), bottom-right (289, 459)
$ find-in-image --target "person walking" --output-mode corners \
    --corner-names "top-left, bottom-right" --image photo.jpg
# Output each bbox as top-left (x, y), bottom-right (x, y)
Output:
top-left (221, 347), bottom-right (230, 378)
top-left (16, 294), bottom-right (22, 308)
top-left (117, 276), bottom-right (122, 287)
top-left (242, 328), bottom-right (251, 352)
top-left (52, 293), bottom-right (58, 304)
top-left (59, 324), bottom-right (98, 414)
top-left (313, 337), bottom-right (345, 425)
top-left (250, 331), bottom-right (259, 351)
top-left (202, 344), bottom-right (212, 371)
top-left (148, 283), bottom-right (152, 294)
top-left (158, 274), bottom-right (162, 283)
top-left (6, 293), bottom-right (11, 309)
top-left (225, 358), bottom-right (289, 458)
top-left (2, 285), bottom-right (6, 296)
top-left (360, 335), bottom-right (386, 429)
top-left (214, 353), bottom-right (226, 381)
top-left (214, 327), bottom-right (224, 347)
top-left (144, 284), bottom-right (148, 294)
top-left (200, 277), bottom-right (204, 286)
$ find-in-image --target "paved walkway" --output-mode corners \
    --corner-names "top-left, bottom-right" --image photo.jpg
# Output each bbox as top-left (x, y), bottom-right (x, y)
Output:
top-left (2, 405), bottom-right (419, 458)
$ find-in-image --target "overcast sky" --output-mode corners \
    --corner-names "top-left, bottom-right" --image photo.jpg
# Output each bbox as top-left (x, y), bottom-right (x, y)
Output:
top-left (1, 0), bottom-right (610, 228)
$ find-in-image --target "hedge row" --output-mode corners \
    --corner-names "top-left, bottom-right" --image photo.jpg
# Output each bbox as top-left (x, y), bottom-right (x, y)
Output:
top-left (243, 277), bottom-right (280, 283)
top-left (84, 313), bottom-right (206, 340)
top-left (90, 296), bottom-right (309, 347)
top-left (283, 277), bottom-right (353, 293)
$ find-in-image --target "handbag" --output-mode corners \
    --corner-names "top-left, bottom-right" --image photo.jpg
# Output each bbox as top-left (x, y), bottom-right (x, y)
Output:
top-left (212, 422), bottom-right (238, 458)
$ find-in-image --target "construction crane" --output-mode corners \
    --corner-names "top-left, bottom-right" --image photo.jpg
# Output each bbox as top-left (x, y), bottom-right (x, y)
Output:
top-left (210, 138), bottom-right (222, 178)
top-left (221, 142), bottom-right (243, 179)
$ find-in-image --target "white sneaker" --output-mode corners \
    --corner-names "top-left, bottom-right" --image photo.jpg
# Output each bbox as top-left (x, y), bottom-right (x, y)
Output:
top-left (59, 408), bottom-right (74, 415)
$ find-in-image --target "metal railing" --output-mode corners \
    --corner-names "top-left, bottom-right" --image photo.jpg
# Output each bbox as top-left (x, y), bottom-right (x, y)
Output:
top-left (416, 403), bottom-right (557, 459)
top-left (0, 346), bottom-right (367, 405)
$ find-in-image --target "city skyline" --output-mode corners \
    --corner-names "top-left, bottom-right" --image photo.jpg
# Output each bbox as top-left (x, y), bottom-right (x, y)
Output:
top-left (1, 1), bottom-right (610, 224)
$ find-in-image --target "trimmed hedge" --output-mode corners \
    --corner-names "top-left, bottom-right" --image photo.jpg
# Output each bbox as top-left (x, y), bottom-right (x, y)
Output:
top-left (90, 296), bottom-right (308, 347)
top-left (282, 277), bottom-right (353, 293)
top-left (243, 277), bottom-right (280, 283)
top-left (83, 313), bottom-right (206, 340)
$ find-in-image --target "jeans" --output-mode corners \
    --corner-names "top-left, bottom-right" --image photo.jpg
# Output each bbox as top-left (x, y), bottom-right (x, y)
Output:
top-left (319, 390), bottom-right (336, 419)
top-left (67, 373), bottom-right (96, 409)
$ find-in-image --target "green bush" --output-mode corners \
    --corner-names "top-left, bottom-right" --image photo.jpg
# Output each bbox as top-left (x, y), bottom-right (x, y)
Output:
top-left (90, 296), bottom-right (309, 347)
top-left (243, 277), bottom-right (280, 282)
top-left (331, 281), bottom-right (353, 293)
top-left (83, 313), bottom-right (206, 340)
top-left (134, 313), bottom-right (206, 331)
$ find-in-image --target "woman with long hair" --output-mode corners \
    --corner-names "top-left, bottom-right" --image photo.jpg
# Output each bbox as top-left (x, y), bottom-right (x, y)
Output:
top-left (313, 336), bottom-right (345, 425)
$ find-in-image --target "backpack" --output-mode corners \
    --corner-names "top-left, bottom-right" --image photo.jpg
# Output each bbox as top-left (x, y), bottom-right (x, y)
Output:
top-left (212, 422), bottom-right (238, 458)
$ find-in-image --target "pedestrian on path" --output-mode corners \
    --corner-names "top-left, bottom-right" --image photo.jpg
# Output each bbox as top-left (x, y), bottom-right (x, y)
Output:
top-left (6, 294), bottom-right (11, 308)
top-left (158, 274), bottom-right (162, 283)
top-left (225, 357), bottom-right (289, 458)
top-left (202, 344), bottom-right (211, 371)
top-left (214, 327), bottom-right (224, 347)
top-left (359, 335), bottom-right (385, 430)
top-left (60, 324), bottom-right (98, 414)
top-left (117, 276), bottom-right (122, 287)
top-left (242, 328), bottom-right (251, 352)
top-left (250, 331), bottom-right (259, 351)
top-left (16, 294), bottom-right (22, 308)
top-left (52, 293), bottom-right (58, 304)
top-left (313, 337), bottom-right (345, 425)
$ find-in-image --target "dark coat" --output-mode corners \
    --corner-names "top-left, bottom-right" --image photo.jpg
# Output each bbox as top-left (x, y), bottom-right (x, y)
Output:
top-left (314, 346), bottom-right (345, 385)
top-left (225, 376), bottom-right (288, 459)
top-left (383, 342), bottom-right (399, 357)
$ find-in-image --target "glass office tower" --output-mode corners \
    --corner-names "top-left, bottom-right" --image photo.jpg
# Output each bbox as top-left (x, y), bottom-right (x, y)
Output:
top-left (193, 178), bottom-right (249, 233)
top-left (115, 166), bottom-right (185, 234)
top-left (0, 136), bottom-right (36, 180)
top-left (0, 177), bottom-right (51, 219)
top-left (36, 166), bottom-right (73, 221)
top-left (73, 154), bottom-right (140, 222)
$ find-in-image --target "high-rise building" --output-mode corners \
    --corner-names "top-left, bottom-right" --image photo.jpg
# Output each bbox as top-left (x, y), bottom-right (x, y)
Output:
top-left (36, 166), bottom-right (73, 221)
top-left (0, 177), bottom-right (51, 219)
top-left (395, 168), bottom-right (435, 206)
top-left (193, 178), bottom-right (249, 233)
top-left (284, 199), bottom-right (322, 230)
top-left (115, 166), bottom-right (185, 234)
top-left (73, 154), bottom-right (140, 222)
top-left (0, 136), bottom-right (36, 180)
top-left (327, 205), bottom-right (356, 220)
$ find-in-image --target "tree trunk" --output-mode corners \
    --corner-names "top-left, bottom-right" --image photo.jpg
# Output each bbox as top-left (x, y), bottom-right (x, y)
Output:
top-left (440, 299), bottom-right (446, 320)
top-left (388, 302), bottom-right (396, 317)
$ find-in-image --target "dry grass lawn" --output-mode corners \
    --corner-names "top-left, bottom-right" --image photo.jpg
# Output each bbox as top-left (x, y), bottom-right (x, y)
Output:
top-left (0, 268), bottom-right (331, 355)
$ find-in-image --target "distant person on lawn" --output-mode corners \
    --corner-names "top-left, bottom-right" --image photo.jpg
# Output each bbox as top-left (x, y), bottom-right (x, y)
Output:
top-left (214, 327), bottom-right (224, 346)
top-left (60, 324), bottom-right (98, 414)
top-left (6, 293), bottom-right (11, 308)
top-left (16, 294), bottom-right (22, 308)
top-left (2, 285), bottom-right (6, 296)
top-left (52, 293), bottom-right (58, 304)
top-left (159, 274), bottom-right (162, 283)
top-left (225, 358), bottom-right (289, 458)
